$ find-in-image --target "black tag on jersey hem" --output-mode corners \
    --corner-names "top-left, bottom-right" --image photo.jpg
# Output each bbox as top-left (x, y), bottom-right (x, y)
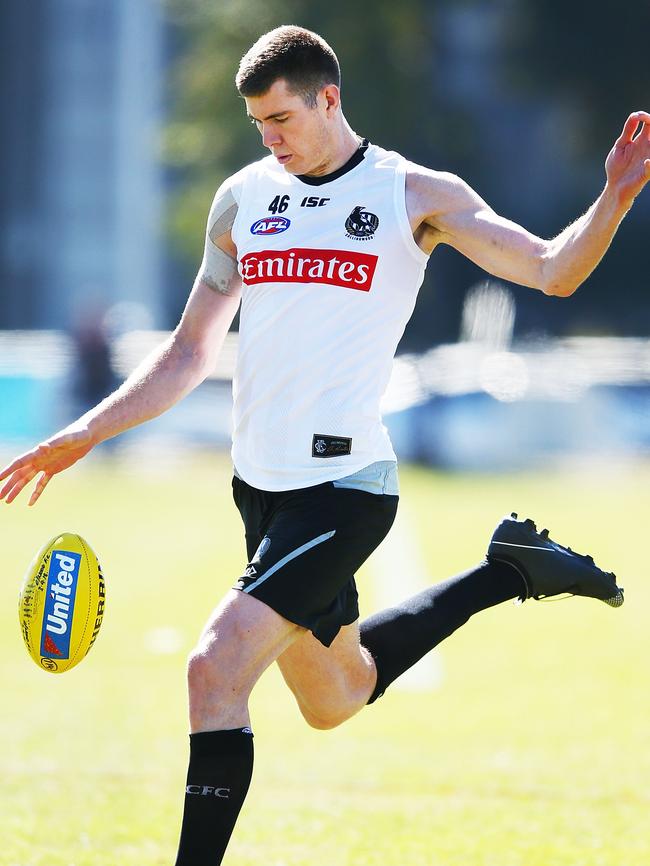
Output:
top-left (312, 434), bottom-right (352, 458)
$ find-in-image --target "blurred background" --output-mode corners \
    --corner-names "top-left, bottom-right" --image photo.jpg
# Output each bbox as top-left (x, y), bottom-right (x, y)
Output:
top-left (1, 0), bottom-right (649, 466)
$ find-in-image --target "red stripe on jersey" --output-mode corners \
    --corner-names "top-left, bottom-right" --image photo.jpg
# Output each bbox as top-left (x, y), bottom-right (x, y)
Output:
top-left (240, 247), bottom-right (378, 292)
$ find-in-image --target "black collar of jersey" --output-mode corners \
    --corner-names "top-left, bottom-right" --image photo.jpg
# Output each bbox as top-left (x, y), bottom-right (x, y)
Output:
top-left (296, 138), bottom-right (369, 186)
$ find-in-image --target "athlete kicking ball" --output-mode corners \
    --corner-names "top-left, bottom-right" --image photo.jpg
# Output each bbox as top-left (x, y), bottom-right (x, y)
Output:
top-left (1, 25), bottom-right (646, 865)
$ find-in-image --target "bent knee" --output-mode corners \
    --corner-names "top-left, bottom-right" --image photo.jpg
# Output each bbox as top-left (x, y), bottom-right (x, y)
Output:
top-left (286, 667), bottom-right (375, 730)
top-left (186, 646), bottom-right (250, 725)
top-left (186, 645), bottom-right (237, 699)
top-left (298, 698), bottom-right (365, 731)
top-left (187, 648), bottom-right (216, 695)
top-left (301, 707), bottom-right (348, 731)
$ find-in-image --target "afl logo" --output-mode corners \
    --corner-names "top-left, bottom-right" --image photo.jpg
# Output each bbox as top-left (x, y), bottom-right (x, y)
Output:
top-left (251, 216), bottom-right (291, 235)
top-left (345, 205), bottom-right (379, 240)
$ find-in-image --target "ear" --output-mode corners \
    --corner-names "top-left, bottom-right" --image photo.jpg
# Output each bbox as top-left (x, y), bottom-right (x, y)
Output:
top-left (321, 84), bottom-right (341, 115)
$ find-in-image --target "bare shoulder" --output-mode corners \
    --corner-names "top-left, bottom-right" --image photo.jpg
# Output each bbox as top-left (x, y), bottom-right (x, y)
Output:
top-left (406, 163), bottom-right (480, 223)
top-left (196, 168), bottom-right (249, 293)
top-left (207, 169), bottom-right (247, 253)
top-left (405, 163), bottom-right (481, 253)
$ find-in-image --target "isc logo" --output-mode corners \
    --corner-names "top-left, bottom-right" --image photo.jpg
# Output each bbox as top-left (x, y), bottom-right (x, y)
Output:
top-left (250, 216), bottom-right (291, 235)
top-left (40, 551), bottom-right (81, 659)
top-left (300, 196), bottom-right (329, 207)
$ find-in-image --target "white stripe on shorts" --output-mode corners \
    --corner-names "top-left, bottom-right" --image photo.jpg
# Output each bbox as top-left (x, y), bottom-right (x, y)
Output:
top-left (242, 529), bottom-right (337, 594)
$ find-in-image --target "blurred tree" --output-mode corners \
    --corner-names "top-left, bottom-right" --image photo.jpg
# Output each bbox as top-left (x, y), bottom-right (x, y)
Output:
top-left (164, 0), bottom-right (297, 268)
top-left (298, 0), bottom-right (439, 163)
top-left (508, 1), bottom-right (650, 164)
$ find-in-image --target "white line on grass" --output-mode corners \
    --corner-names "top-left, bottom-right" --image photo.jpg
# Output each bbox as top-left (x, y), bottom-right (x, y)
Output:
top-left (144, 625), bottom-right (185, 655)
top-left (368, 500), bottom-right (444, 692)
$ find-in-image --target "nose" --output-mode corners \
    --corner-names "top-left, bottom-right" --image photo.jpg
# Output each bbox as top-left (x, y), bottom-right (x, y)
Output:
top-left (261, 122), bottom-right (282, 150)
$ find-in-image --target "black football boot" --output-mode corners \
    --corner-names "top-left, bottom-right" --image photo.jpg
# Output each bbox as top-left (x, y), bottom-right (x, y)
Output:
top-left (487, 513), bottom-right (624, 607)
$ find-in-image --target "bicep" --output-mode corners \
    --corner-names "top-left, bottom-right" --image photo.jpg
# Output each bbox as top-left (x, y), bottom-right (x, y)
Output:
top-left (441, 206), bottom-right (549, 289)
top-left (199, 238), bottom-right (241, 297)
top-left (420, 173), bottom-right (550, 291)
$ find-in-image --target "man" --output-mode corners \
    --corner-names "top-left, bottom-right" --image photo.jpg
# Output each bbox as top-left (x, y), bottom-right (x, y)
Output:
top-left (1, 25), bottom-right (647, 865)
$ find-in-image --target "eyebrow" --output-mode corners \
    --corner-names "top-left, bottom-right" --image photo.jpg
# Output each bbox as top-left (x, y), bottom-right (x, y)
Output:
top-left (246, 110), bottom-right (290, 123)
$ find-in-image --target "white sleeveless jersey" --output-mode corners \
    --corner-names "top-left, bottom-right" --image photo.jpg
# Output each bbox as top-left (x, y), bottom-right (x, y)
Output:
top-left (229, 142), bottom-right (429, 491)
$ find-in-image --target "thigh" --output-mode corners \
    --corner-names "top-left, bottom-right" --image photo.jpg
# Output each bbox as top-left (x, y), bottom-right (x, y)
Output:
top-left (188, 589), bottom-right (306, 731)
top-left (232, 478), bottom-right (398, 648)
top-left (193, 589), bottom-right (305, 687)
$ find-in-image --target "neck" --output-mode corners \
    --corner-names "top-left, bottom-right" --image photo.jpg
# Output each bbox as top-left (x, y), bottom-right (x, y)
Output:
top-left (305, 118), bottom-right (361, 177)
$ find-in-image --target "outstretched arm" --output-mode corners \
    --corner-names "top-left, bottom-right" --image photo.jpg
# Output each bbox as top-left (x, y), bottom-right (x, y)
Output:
top-left (0, 177), bottom-right (242, 505)
top-left (409, 110), bottom-right (650, 296)
top-left (0, 281), bottom-right (239, 505)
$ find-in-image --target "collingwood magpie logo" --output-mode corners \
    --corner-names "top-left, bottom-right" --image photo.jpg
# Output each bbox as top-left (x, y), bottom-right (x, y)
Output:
top-left (345, 205), bottom-right (379, 240)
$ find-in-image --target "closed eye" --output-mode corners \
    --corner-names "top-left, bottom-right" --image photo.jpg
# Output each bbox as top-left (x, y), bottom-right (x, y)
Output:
top-left (247, 114), bottom-right (289, 130)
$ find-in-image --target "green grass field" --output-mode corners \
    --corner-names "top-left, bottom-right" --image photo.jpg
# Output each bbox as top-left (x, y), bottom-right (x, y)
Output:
top-left (1, 451), bottom-right (649, 866)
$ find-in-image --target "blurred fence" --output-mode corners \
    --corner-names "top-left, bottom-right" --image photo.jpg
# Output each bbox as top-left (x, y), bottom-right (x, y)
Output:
top-left (1, 329), bottom-right (648, 470)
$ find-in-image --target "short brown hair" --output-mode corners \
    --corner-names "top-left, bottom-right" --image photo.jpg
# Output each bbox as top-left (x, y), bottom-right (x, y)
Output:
top-left (236, 26), bottom-right (340, 107)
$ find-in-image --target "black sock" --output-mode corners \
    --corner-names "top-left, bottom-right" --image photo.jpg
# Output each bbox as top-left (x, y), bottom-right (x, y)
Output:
top-left (174, 727), bottom-right (254, 866)
top-left (360, 560), bottom-right (523, 703)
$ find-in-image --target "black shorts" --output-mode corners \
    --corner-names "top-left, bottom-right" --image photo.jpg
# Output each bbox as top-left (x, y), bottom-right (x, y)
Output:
top-left (232, 475), bottom-right (398, 646)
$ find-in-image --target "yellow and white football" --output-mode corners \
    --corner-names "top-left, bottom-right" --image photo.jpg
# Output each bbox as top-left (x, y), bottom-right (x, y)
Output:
top-left (18, 532), bottom-right (106, 673)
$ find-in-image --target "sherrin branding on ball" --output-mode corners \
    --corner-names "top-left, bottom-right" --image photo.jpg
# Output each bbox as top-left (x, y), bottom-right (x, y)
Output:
top-left (18, 532), bottom-right (105, 673)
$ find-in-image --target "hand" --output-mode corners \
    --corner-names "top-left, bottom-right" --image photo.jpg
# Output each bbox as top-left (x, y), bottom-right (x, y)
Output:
top-left (0, 422), bottom-right (95, 506)
top-left (605, 111), bottom-right (650, 208)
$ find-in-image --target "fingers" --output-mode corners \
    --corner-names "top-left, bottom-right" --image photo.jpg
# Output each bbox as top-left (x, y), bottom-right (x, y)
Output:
top-left (0, 473), bottom-right (14, 500)
top-left (617, 115), bottom-right (642, 146)
top-left (617, 111), bottom-right (650, 146)
top-left (0, 442), bottom-right (48, 502)
top-left (1, 428), bottom-right (92, 504)
top-left (1, 466), bottom-right (38, 504)
top-left (0, 447), bottom-right (40, 483)
top-left (29, 473), bottom-right (52, 507)
top-left (0, 440), bottom-right (55, 502)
